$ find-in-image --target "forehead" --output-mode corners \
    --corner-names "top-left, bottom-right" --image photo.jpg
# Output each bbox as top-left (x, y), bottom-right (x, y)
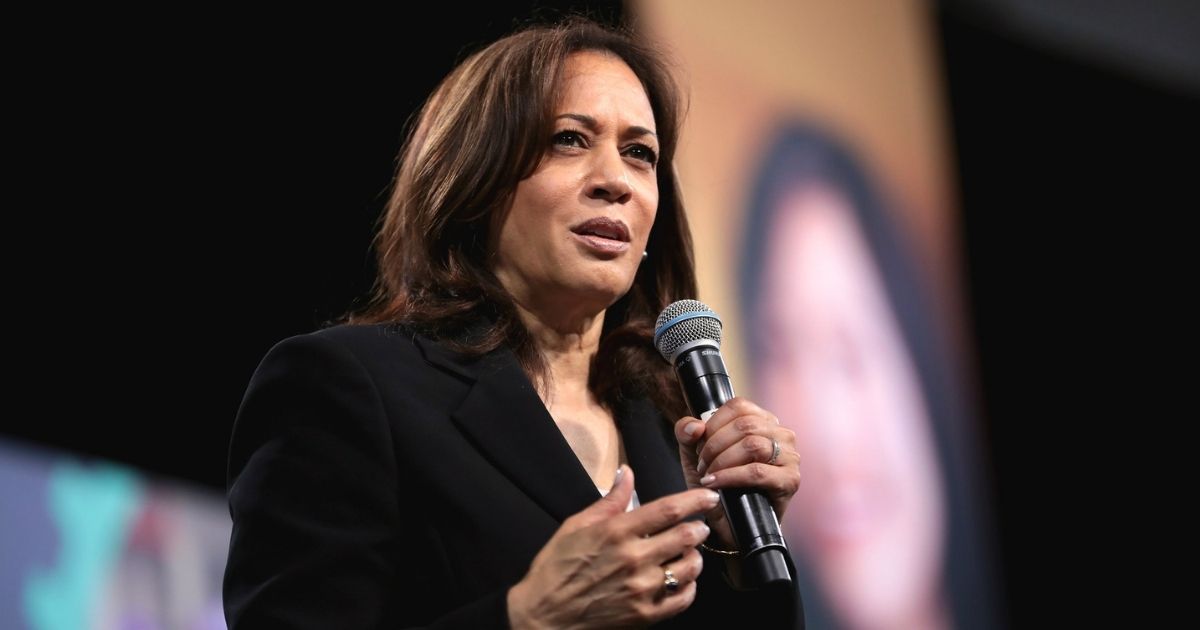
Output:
top-left (558, 51), bottom-right (654, 126)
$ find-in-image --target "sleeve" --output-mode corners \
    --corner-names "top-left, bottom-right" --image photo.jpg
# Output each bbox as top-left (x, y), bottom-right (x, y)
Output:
top-left (688, 545), bottom-right (806, 629)
top-left (222, 333), bottom-right (513, 629)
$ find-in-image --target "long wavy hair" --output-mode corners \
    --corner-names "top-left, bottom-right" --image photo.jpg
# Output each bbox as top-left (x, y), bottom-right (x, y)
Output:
top-left (348, 16), bottom-right (696, 419)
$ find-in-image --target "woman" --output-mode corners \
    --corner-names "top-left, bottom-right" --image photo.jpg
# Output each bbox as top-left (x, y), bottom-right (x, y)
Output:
top-left (738, 124), bottom-right (1001, 629)
top-left (223, 17), bottom-right (805, 629)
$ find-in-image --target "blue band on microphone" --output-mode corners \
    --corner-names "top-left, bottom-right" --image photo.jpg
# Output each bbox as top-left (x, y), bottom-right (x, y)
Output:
top-left (653, 310), bottom-right (721, 347)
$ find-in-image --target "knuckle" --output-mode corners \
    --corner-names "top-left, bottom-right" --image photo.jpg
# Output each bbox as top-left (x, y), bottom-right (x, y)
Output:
top-left (734, 416), bottom-right (757, 433)
top-left (627, 574), bottom-right (653, 598)
top-left (598, 521), bottom-right (622, 544)
top-left (676, 544), bottom-right (700, 573)
top-left (612, 541), bottom-right (633, 566)
top-left (643, 573), bottom-right (665, 597)
top-left (728, 397), bottom-right (752, 411)
top-left (672, 583), bottom-right (698, 612)
top-left (745, 435), bottom-right (770, 457)
top-left (618, 544), bottom-right (645, 569)
top-left (634, 598), bottom-right (659, 621)
top-left (659, 502), bottom-right (685, 523)
top-left (750, 462), bottom-right (769, 482)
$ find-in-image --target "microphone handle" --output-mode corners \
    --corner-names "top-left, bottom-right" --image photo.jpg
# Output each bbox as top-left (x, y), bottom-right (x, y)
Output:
top-left (675, 349), bottom-right (793, 587)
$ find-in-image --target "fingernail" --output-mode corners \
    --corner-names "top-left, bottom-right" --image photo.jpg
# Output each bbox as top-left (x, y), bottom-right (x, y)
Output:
top-left (613, 466), bottom-right (624, 487)
top-left (683, 422), bottom-right (702, 438)
top-left (697, 522), bottom-right (711, 538)
top-left (700, 474), bottom-right (717, 486)
top-left (697, 458), bottom-right (707, 475)
top-left (703, 489), bottom-right (720, 505)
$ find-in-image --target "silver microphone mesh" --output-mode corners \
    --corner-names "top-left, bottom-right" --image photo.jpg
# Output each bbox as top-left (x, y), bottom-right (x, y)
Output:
top-left (654, 299), bottom-right (723, 361)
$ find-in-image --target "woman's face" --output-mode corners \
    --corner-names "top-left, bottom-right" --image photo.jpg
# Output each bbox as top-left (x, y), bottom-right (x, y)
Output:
top-left (755, 184), bottom-right (946, 628)
top-left (490, 50), bottom-right (659, 321)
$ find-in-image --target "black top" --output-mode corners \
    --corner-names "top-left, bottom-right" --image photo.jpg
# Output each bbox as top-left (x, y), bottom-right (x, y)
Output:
top-left (223, 322), bottom-right (804, 628)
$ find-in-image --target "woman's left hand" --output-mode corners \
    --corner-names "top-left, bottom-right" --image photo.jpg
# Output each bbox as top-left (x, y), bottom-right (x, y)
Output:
top-left (674, 397), bottom-right (801, 550)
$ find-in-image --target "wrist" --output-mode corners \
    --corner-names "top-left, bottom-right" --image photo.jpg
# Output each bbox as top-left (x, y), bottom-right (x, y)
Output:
top-left (699, 532), bottom-right (740, 556)
top-left (702, 516), bottom-right (739, 554)
top-left (506, 580), bottom-right (537, 630)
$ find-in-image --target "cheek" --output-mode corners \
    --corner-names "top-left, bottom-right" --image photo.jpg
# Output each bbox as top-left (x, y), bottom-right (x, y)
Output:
top-left (638, 189), bottom-right (659, 248)
top-left (500, 180), bottom-right (560, 245)
top-left (640, 217), bottom-right (657, 252)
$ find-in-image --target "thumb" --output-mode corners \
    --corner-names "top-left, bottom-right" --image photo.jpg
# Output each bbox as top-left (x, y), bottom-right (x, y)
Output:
top-left (674, 417), bottom-right (706, 487)
top-left (571, 465), bottom-right (634, 529)
top-left (674, 417), bottom-right (704, 469)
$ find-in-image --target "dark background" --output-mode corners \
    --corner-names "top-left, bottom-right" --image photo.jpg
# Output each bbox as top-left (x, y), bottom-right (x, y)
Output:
top-left (8, 1), bottom-right (1195, 626)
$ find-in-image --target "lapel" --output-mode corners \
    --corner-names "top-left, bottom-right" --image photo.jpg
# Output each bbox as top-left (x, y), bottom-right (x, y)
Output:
top-left (413, 332), bottom-right (688, 523)
top-left (413, 333), bottom-right (597, 522)
top-left (616, 396), bottom-right (689, 505)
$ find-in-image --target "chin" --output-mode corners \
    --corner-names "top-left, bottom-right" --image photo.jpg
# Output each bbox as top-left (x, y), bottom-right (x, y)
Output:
top-left (574, 285), bottom-right (628, 313)
top-left (566, 271), bottom-right (636, 307)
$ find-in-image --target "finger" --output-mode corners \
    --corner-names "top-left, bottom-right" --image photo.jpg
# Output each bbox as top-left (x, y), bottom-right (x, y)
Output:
top-left (701, 397), bottom-right (775, 436)
top-left (663, 547), bottom-right (704, 587)
top-left (701, 434), bottom-right (787, 476)
top-left (646, 546), bottom-right (703, 607)
top-left (698, 418), bottom-right (787, 475)
top-left (567, 464), bottom-right (635, 530)
top-left (674, 416), bottom-right (706, 447)
top-left (674, 417), bottom-right (706, 475)
top-left (638, 519), bottom-right (710, 566)
top-left (621, 488), bottom-right (720, 538)
top-left (698, 462), bottom-right (801, 502)
top-left (649, 579), bottom-right (698, 620)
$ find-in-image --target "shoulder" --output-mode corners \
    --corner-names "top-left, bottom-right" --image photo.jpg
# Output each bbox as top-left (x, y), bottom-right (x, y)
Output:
top-left (256, 323), bottom-right (422, 375)
top-left (269, 322), bottom-right (419, 359)
top-left (254, 322), bottom-right (482, 391)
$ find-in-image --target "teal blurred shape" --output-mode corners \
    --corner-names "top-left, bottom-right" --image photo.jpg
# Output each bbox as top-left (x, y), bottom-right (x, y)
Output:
top-left (22, 460), bottom-right (142, 630)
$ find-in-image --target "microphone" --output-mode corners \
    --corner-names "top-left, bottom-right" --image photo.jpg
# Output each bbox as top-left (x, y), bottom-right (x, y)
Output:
top-left (654, 299), bottom-right (792, 587)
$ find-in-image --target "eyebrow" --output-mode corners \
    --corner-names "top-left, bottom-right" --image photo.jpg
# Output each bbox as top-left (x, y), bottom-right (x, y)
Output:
top-left (556, 113), bottom-right (657, 139)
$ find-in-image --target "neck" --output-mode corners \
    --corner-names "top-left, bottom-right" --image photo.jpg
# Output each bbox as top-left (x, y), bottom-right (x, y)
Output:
top-left (512, 301), bottom-right (606, 410)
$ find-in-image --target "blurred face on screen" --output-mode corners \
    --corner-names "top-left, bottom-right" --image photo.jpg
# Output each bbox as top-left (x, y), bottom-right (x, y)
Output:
top-left (754, 183), bottom-right (947, 629)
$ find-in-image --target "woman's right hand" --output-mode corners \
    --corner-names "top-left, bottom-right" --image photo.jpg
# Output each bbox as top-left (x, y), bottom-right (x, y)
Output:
top-left (506, 465), bottom-right (719, 629)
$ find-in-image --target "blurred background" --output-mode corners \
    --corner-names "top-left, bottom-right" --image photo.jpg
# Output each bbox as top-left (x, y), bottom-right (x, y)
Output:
top-left (6, 0), bottom-right (1195, 628)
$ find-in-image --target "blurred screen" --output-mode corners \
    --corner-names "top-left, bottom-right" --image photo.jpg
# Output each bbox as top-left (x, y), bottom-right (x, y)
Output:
top-left (633, 1), bottom-right (1004, 628)
top-left (0, 438), bottom-right (229, 630)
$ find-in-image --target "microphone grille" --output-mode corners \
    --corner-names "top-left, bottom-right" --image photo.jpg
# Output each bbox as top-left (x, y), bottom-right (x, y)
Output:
top-left (654, 299), bottom-right (723, 361)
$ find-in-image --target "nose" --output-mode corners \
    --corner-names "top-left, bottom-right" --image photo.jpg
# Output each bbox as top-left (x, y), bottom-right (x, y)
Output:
top-left (585, 147), bottom-right (632, 204)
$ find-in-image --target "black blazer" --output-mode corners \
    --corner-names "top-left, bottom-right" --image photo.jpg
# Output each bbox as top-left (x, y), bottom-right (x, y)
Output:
top-left (224, 323), bottom-right (804, 628)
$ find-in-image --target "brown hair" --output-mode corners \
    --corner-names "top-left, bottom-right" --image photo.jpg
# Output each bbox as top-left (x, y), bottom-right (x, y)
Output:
top-left (349, 16), bottom-right (695, 419)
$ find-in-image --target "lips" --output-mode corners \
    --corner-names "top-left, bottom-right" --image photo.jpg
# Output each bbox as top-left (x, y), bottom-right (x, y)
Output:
top-left (570, 217), bottom-right (630, 242)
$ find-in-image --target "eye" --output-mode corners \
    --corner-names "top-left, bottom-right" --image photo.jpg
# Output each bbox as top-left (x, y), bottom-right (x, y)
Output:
top-left (552, 130), bottom-right (587, 148)
top-left (623, 144), bottom-right (658, 166)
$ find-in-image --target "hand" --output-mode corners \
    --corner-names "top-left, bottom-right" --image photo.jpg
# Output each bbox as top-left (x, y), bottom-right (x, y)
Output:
top-left (673, 397), bottom-right (801, 550)
top-left (507, 465), bottom-right (719, 629)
